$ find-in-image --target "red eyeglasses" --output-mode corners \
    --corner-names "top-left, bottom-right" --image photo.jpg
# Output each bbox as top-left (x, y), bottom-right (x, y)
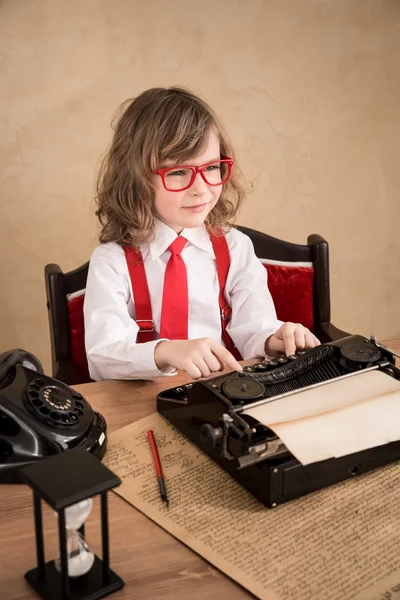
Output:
top-left (154, 156), bottom-right (234, 192)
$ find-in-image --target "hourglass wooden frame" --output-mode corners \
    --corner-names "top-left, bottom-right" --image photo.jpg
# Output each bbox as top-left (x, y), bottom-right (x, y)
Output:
top-left (20, 447), bottom-right (125, 600)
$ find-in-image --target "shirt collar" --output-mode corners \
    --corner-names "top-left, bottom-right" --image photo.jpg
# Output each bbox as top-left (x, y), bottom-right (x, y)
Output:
top-left (148, 218), bottom-right (214, 260)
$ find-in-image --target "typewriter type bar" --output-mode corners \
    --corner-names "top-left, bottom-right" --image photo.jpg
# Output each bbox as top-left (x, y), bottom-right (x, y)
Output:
top-left (157, 335), bottom-right (400, 508)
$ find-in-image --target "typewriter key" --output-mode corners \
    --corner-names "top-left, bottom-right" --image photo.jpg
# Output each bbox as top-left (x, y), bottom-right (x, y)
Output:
top-left (222, 378), bottom-right (264, 400)
top-left (268, 360), bottom-right (279, 367)
top-left (253, 363), bottom-right (268, 372)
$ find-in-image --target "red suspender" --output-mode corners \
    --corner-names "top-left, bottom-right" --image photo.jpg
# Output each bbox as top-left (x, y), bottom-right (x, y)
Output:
top-left (123, 246), bottom-right (155, 342)
top-left (123, 233), bottom-right (242, 360)
top-left (209, 232), bottom-right (243, 361)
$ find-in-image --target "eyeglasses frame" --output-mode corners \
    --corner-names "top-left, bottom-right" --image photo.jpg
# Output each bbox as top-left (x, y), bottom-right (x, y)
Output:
top-left (154, 156), bottom-right (234, 192)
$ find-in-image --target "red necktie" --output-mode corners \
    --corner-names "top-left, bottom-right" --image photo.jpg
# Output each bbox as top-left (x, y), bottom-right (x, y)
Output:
top-left (159, 236), bottom-right (188, 340)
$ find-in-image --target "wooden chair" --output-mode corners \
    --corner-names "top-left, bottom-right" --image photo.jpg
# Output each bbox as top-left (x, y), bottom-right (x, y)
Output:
top-left (45, 226), bottom-right (348, 385)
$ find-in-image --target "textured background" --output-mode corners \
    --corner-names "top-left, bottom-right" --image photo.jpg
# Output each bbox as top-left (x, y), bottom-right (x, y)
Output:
top-left (1, 0), bottom-right (399, 373)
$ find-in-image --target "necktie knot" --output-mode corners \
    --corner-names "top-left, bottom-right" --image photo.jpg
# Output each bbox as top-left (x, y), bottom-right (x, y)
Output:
top-left (168, 236), bottom-right (186, 256)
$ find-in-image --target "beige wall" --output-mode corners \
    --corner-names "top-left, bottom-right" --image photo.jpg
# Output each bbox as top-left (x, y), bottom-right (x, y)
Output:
top-left (1, 0), bottom-right (399, 373)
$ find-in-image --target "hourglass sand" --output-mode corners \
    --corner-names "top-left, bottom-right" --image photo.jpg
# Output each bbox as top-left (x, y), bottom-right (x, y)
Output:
top-left (55, 499), bottom-right (95, 577)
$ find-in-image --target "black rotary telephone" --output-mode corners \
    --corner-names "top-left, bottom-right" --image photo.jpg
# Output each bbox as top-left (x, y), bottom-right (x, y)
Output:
top-left (0, 349), bottom-right (107, 483)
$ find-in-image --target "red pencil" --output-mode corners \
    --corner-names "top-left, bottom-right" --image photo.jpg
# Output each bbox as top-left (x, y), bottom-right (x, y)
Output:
top-left (147, 429), bottom-right (169, 508)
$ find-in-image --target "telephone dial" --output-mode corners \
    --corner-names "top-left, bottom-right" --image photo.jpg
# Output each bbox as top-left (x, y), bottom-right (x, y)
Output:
top-left (0, 349), bottom-right (107, 483)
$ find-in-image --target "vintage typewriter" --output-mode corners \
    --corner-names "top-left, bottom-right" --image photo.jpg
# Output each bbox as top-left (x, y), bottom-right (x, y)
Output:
top-left (157, 335), bottom-right (400, 507)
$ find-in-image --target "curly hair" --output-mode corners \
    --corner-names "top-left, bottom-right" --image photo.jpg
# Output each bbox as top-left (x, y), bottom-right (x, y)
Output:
top-left (95, 86), bottom-right (249, 247)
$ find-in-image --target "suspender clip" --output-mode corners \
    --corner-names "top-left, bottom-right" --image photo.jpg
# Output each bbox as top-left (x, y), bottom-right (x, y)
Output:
top-left (220, 305), bottom-right (232, 321)
top-left (136, 319), bottom-right (155, 332)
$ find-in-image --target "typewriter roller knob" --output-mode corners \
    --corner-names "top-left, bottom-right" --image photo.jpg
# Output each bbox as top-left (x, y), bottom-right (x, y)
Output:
top-left (222, 378), bottom-right (264, 401)
top-left (200, 424), bottom-right (223, 450)
top-left (340, 341), bottom-right (381, 370)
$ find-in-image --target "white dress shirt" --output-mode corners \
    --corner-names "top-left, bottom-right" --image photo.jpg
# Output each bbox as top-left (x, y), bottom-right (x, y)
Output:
top-left (83, 219), bottom-right (282, 381)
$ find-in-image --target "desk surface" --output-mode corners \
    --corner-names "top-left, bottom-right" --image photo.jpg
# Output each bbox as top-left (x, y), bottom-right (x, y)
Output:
top-left (1, 338), bottom-right (399, 600)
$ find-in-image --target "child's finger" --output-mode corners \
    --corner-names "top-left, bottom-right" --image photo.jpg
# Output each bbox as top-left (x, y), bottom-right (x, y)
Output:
top-left (213, 344), bottom-right (243, 372)
top-left (282, 331), bottom-right (297, 357)
top-left (203, 349), bottom-right (222, 373)
top-left (294, 327), bottom-right (306, 350)
top-left (269, 338), bottom-right (285, 355)
top-left (183, 360), bottom-right (203, 380)
top-left (195, 357), bottom-right (212, 378)
top-left (305, 331), bottom-right (319, 348)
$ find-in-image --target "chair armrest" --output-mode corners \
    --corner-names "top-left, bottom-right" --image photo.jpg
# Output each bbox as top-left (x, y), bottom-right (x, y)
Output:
top-left (317, 322), bottom-right (352, 343)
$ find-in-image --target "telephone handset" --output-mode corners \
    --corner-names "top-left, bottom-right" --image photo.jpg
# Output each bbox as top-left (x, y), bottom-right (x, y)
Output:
top-left (0, 349), bottom-right (107, 483)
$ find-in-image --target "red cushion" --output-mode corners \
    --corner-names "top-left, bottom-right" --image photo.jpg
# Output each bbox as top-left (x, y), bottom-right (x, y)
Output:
top-left (263, 263), bottom-right (314, 332)
top-left (67, 293), bottom-right (91, 383)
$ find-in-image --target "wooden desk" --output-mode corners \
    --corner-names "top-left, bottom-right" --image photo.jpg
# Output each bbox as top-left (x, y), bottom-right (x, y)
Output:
top-left (1, 339), bottom-right (399, 600)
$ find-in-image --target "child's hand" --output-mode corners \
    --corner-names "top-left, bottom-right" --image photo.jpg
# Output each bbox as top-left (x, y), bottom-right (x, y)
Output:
top-left (265, 322), bottom-right (320, 357)
top-left (154, 338), bottom-right (243, 380)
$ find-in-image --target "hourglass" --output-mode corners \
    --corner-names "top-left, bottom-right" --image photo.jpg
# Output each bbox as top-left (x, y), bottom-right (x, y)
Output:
top-left (20, 447), bottom-right (125, 600)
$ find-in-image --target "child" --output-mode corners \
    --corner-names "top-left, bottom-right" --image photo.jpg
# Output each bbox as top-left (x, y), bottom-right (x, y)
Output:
top-left (84, 86), bottom-right (319, 381)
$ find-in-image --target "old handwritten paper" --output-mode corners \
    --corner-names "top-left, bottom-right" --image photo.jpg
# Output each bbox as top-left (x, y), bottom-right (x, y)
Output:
top-left (104, 412), bottom-right (400, 600)
top-left (244, 370), bottom-right (400, 465)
